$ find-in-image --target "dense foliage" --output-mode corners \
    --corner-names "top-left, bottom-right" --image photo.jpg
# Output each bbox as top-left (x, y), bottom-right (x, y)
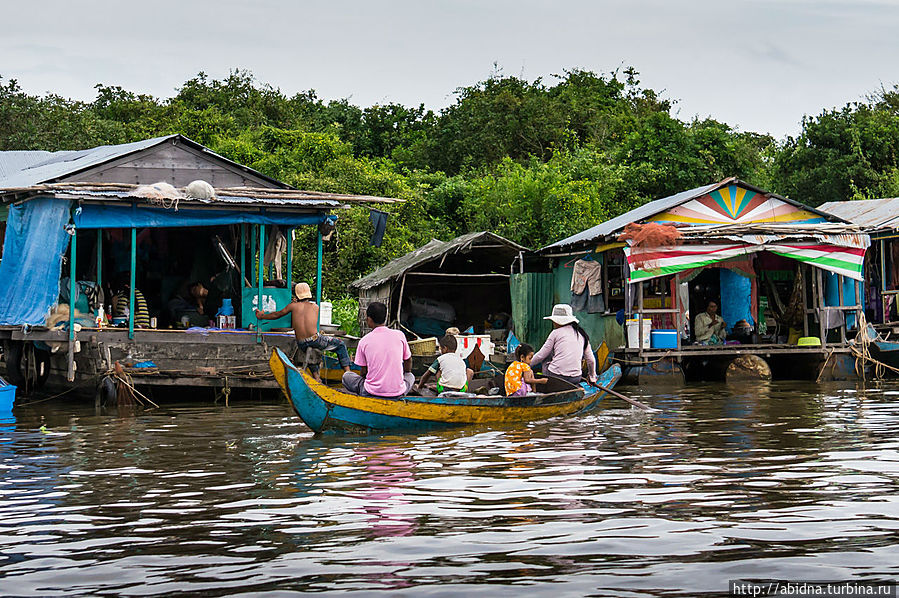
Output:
top-left (3, 68), bottom-right (897, 298)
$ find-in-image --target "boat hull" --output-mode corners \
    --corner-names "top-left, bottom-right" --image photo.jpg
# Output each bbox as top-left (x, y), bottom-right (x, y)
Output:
top-left (270, 348), bottom-right (622, 433)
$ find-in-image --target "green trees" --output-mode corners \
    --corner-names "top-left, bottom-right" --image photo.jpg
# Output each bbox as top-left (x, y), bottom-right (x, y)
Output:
top-left (5, 67), bottom-right (899, 290)
top-left (772, 90), bottom-right (899, 206)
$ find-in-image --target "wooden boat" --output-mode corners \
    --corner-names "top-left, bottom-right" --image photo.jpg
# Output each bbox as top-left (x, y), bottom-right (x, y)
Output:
top-left (269, 347), bottom-right (623, 434)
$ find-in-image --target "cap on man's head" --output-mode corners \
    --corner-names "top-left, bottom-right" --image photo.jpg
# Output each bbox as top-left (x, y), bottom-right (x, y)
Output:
top-left (294, 282), bottom-right (313, 300)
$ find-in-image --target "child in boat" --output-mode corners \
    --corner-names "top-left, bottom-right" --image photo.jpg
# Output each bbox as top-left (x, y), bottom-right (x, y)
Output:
top-left (415, 334), bottom-right (473, 394)
top-left (505, 343), bottom-right (549, 397)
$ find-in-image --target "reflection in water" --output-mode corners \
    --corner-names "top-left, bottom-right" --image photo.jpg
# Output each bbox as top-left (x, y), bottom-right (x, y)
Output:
top-left (0, 382), bottom-right (898, 596)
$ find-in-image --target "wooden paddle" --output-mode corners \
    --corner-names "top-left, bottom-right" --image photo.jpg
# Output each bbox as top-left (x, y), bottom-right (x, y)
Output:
top-left (582, 378), bottom-right (656, 412)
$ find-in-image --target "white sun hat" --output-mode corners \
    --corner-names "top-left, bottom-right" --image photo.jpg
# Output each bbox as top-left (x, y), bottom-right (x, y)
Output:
top-left (543, 304), bottom-right (579, 326)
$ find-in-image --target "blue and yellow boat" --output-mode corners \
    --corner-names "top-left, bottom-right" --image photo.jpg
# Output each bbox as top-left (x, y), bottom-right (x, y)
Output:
top-left (269, 348), bottom-right (622, 434)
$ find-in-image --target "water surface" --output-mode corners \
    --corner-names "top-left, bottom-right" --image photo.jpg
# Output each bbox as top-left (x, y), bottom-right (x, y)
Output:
top-left (1, 381), bottom-right (898, 596)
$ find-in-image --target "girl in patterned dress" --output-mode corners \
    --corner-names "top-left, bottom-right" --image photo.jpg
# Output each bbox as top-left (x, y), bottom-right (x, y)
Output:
top-left (504, 344), bottom-right (548, 396)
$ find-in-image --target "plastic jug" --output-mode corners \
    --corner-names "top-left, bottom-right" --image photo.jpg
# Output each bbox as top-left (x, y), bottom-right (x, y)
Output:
top-left (319, 301), bottom-right (332, 326)
top-left (217, 298), bottom-right (234, 316)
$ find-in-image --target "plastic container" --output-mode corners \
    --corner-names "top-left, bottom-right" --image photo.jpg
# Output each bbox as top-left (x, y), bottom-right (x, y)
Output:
top-left (0, 378), bottom-right (16, 412)
top-left (319, 301), bottom-right (333, 326)
top-left (797, 336), bottom-right (821, 346)
top-left (217, 298), bottom-right (234, 316)
top-left (453, 334), bottom-right (495, 359)
top-left (650, 329), bottom-right (678, 349)
top-left (626, 318), bottom-right (652, 348)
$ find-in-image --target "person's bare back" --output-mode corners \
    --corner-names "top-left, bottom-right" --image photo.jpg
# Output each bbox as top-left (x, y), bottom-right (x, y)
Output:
top-left (287, 300), bottom-right (319, 340)
top-left (255, 299), bottom-right (318, 340)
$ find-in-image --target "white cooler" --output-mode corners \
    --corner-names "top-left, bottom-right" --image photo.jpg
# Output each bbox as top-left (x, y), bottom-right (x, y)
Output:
top-left (626, 318), bottom-right (652, 348)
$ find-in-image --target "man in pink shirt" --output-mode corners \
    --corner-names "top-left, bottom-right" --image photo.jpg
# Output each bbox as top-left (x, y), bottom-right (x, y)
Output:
top-left (342, 302), bottom-right (415, 398)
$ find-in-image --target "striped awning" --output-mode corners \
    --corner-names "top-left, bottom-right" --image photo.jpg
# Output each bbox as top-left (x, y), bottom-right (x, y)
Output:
top-left (624, 235), bottom-right (869, 282)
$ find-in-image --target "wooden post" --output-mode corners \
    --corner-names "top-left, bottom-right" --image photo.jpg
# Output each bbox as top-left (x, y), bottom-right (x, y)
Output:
top-left (816, 268), bottom-right (826, 348)
top-left (286, 227), bottom-right (294, 292)
top-left (675, 274), bottom-right (682, 352)
top-left (316, 229), bottom-right (323, 332)
top-left (257, 224), bottom-right (264, 343)
top-left (838, 274), bottom-right (846, 344)
top-left (96, 229), bottom-right (102, 289)
top-left (637, 281), bottom-right (644, 356)
top-left (67, 229), bottom-right (77, 382)
top-left (854, 278), bottom-right (862, 332)
top-left (881, 239), bottom-right (888, 322)
top-left (250, 225), bottom-right (257, 286)
top-left (129, 227), bottom-right (136, 340)
top-left (240, 224), bottom-right (246, 288)
top-left (802, 266), bottom-right (809, 338)
top-left (395, 274), bottom-right (407, 328)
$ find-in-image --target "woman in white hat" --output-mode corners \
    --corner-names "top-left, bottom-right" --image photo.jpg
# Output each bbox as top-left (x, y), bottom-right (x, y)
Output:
top-left (531, 304), bottom-right (597, 386)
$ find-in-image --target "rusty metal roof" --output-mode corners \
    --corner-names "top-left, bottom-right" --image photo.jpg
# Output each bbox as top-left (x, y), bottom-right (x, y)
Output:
top-left (350, 231), bottom-right (528, 291)
top-left (819, 198), bottom-right (899, 231)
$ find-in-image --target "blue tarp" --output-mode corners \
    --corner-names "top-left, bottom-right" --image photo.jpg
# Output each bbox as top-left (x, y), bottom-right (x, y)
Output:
top-left (825, 271), bottom-right (863, 329)
top-left (720, 268), bottom-right (754, 332)
top-left (73, 204), bottom-right (328, 229)
top-left (0, 198), bottom-right (71, 325)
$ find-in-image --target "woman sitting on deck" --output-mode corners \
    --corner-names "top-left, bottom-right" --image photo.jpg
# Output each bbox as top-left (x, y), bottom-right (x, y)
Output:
top-left (531, 304), bottom-right (598, 386)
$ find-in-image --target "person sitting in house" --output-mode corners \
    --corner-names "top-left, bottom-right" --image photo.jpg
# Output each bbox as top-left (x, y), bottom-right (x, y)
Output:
top-left (255, 282), bottom-right (351, 382)
top-left (695, 300), bottom-right (727, 345)
top-left (111, 274), bottom-right (151, 328)
top-left (415, 334), bottom-right (473, 394)
top-left (342, 302), bottom-right (415, 398)
top-left (168, 281), bottom-right (210, 327)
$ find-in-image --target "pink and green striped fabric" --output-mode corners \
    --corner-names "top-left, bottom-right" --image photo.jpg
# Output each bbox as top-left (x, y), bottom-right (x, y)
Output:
top-left (624, 239), bottom-right (868, 282)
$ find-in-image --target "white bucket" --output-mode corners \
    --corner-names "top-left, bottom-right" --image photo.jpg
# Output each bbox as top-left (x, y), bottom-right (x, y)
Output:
top-left (626, 318), bottom-right (652, 348)
top-left (319, 301), bottom-right (333, 326)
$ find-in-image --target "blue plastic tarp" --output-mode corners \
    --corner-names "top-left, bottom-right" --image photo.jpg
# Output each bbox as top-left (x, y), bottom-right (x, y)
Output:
top-left (720, 268), bottom-right (754, 332)
top-left (0, 198), bottom-right (71, 325)
top-left (73, 204), bottom-right (327, 229)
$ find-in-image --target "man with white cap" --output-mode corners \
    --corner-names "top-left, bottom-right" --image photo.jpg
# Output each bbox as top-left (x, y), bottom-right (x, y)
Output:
top-left (530, 304), bottom-right (598, 386)
top-left (255, 282), bottom-right (351, 381)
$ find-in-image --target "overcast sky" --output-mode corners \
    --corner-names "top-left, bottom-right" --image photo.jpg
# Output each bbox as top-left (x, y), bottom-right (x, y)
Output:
top-left (3, 0), bottom-right (898, 139)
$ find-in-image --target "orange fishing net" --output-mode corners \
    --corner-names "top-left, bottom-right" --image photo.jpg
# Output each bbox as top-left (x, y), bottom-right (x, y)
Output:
top-left (617, 222), bottom-right (682, 247)
top-left (618, 223), bottom-right (683, 269)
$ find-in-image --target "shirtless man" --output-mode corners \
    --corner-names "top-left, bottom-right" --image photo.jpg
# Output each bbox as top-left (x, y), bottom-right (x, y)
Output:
top-left (255, 282), bottom-right (351, 381)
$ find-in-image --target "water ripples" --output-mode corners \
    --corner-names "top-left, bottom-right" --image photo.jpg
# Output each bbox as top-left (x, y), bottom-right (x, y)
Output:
top-left (1, 383), bottom-right (898, 596)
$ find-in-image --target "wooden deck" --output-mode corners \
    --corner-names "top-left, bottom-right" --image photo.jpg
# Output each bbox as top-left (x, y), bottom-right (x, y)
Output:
top-left (622, 343), bottom-right (849, 359)
top-left (0, 326), bottom-right (307, 396)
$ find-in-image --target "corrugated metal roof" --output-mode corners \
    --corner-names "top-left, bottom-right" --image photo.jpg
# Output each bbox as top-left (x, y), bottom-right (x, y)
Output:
top-left (819, 198), bottom-right (899, 231)
top-left (350, 231), bottom-right (528, 291)
top-left (0, 134), bottom-right (292, 190)
top-left (0, 150), bottom-right (62, 180)
top-left (0, 136), bottom-right (178, 188)
top-left (542, 180), bottom-right (724, 250)
top-left (542, 178), bottom-right (844, 252)
top-left (0, 182), bottom-right (400, 208)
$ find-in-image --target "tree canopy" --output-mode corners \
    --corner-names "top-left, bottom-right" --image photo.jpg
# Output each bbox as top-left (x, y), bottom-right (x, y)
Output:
top-left (2, 68), bottom-right (895, 295)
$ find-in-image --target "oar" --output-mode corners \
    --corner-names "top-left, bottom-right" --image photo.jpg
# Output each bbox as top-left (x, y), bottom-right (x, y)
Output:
top-left (583, 378), bottom-right (656, 412)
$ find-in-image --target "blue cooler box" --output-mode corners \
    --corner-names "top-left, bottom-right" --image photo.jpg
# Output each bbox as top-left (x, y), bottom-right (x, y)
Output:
top-left (0, 380), bottom-right (16, 412)
top-left (650, 330), bottom-right (678, 349)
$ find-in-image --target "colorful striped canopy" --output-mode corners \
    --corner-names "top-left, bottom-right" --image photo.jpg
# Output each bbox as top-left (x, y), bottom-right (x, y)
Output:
top-left (648, 185), bottom-right (826, 226)
top-left (624, 236), bottom-right (868, 282)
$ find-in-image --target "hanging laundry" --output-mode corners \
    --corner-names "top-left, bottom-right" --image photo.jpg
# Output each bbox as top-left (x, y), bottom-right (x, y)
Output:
top-left (369, 210), bottom-right (389, 247)
top-left (570, 258), bottom-right (604, 313)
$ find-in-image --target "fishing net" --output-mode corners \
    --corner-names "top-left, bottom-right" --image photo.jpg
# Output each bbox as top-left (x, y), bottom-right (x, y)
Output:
top-left (618, 223), bottom-right (683, 269)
